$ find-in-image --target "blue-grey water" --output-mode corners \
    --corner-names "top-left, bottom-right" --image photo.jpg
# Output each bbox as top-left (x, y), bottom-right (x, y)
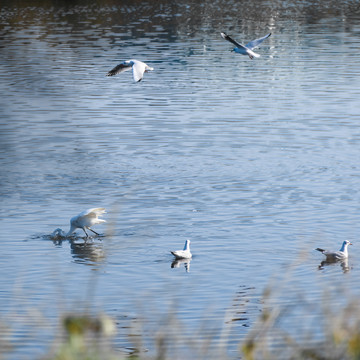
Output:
top-left (1, 0), bottom-right (360, 358)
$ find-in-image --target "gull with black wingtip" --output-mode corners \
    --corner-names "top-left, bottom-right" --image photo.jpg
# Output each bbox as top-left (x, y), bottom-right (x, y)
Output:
top-left (221, 32), bottom-right (271, 59)
top-left (316, 240), bottom-right (352, 261)
top-left (106, 59), bottom-right (153, 82)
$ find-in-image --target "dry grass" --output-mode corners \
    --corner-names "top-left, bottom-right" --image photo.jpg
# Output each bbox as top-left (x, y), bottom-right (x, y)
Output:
top-left (2, 256), bottom-right (360, 360)
top-left (37, 287), bottom-right (360, 360)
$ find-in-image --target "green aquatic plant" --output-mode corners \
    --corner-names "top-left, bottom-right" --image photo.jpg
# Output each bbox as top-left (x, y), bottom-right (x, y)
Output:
top-left (50, 313), bottom-right (117, 360)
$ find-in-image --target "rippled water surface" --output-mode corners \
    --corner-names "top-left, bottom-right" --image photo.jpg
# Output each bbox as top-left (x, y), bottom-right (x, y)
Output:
top-left (1, 0), bottom-right (360, 358)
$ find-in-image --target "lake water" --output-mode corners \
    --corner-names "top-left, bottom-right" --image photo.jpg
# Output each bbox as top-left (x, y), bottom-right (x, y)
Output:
top-left (1, 0), bottom-right (360, 358)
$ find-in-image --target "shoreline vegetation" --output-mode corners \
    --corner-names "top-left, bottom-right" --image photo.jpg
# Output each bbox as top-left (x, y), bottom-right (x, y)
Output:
top-left (2, 275), bottom-right (360, 360)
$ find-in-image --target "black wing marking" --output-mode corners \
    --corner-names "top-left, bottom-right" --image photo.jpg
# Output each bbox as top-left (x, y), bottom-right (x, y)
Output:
top-left (106, 62), bottom-right (132, 76)
top-left (221, 32), bottom-right (246, 50)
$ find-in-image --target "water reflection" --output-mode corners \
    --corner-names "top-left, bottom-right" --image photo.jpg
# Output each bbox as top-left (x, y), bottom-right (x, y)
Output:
top-left (227, 286), bottom-right (257, 325)
top-left (49, 228), bottom-right (104, 243)
top-left (70, 240), bottom-right (106, 267)
top-left (1, 0), bottom-right (360, 40)
top-left (50, 228), bottom-right (66, 244)
top-left (47, 230), bottom-right (106, 267)
top-left (171, 258), bottom-right (191, 273)
top-left (318, 258), bottom-right (350, 273)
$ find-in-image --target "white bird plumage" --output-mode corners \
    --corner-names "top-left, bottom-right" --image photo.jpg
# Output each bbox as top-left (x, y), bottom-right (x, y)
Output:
top-left (316, 240), bottom-right (352, 261)
top-left (66, 208), bottom-right (106, 238)
top-left (171, 239), bottom-right (192, 259)
top-left (220, 32), bottom-right (271, 59)
top-left (106, 59), bottom-right (154, 82)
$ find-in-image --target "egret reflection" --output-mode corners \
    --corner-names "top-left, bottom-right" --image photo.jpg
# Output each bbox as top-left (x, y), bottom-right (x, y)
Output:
top-left (49, 227), bottom-right (105, 245)
top-left (70, 240), bottom-right (106, 267)
top-left (47, 230), bottom-right (106, 267)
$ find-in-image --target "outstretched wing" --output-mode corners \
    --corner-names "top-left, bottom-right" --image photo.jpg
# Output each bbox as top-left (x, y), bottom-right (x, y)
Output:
top-left (106, 61), bottom-right (132, 76)
top-left (83, 208), bottom-right (106, 217)
top-left (220, 32), bottom-right (246, 50)
top-left (245, 33), bottom-right (271, 50)
top-left (81, 208), bottom-right (106, 226)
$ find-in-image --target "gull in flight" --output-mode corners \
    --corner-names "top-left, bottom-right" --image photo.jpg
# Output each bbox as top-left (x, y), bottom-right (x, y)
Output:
top-left (220, 32), bottom-right (271, 59)
top-left (66, 208), bottom-right (106, 238)
top-left (106, 59), bottom-right (154, 82)
top-left (171, 239), bottom-right (192, 259)
top-left (316, 240), bottom-right (352, 261)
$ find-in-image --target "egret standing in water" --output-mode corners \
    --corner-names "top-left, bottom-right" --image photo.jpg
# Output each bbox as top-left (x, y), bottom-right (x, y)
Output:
top-left (66, 208), bottom-right (106, 238)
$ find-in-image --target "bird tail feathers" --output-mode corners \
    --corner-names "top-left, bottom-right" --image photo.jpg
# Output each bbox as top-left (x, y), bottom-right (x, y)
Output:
top-left (248, 50), bottom-right (260, 59)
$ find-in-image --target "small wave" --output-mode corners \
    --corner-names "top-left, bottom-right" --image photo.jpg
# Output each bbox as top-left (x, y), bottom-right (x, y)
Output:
top-left (40, 228), bottom-right (68, 242)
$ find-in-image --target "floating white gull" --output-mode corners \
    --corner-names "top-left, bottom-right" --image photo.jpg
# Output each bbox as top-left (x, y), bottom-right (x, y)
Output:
top-left (316, 240), bottom-right (352, 261)
top-left (171, 239), bottom-right (192, 259)
top-left (106, 59), bottom-right (154, 82)
top-left (220, 32), bottom-right (271, 59)
top-left (66, 208), bottom-right (106, 238)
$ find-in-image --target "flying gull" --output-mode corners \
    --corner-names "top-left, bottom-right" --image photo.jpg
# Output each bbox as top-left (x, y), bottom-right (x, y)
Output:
top-left (220, 32), bottom-right (271, 59)
top-left (106, 59), bottom-right (154, 82)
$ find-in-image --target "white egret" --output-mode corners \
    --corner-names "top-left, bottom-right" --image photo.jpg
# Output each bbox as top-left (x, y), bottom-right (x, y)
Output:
top-left (66, 208), bottom-right (106, 238)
